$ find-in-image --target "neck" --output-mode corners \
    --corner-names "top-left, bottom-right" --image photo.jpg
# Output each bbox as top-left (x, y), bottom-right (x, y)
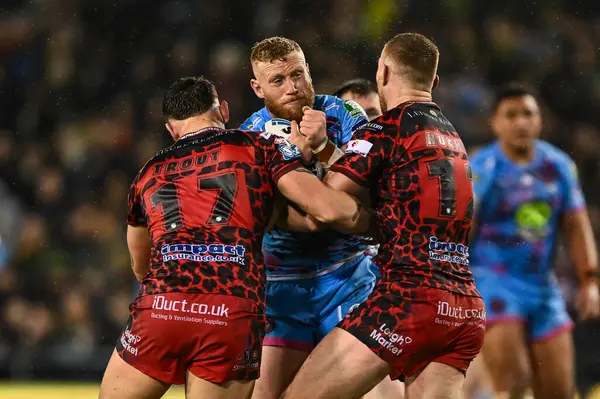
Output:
top-left (177, 117), bottom-right (222, 139)
top-left (500, 141), bottom-right (535, 165)
top-left (385, 83), bottom-right (433, 109)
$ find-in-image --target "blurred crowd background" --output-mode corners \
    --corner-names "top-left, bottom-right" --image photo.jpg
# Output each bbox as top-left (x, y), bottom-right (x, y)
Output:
top-left (1, 0), bottom-right (599, 388)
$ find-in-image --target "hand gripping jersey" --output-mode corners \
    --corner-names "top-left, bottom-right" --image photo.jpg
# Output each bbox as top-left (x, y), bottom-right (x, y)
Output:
top-left (126, 128), bottom-right (303, 309)
top-left (241, 94), bottom-right (369, 279)
top-left (469, 140), bottom-right (585, 283)
top-left (331, 102), bottom-right (480, 297)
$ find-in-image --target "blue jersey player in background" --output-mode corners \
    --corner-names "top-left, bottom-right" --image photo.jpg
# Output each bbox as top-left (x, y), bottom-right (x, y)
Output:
top-left (241, 37), bottom-right (381, 399)
top-left (466, 84), bottom-right (599, 399)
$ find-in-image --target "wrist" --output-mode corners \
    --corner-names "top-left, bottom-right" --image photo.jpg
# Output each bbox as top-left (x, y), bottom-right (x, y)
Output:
top-left (312, 139), bottom-right (337, 163)
top-left (311, 138), bottom-right (329, 154)
top-left (580, 269), bottom-right (600, 285)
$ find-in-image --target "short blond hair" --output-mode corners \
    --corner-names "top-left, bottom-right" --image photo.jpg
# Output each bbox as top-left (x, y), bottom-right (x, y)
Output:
top-left (251, 36), bottom-right (303, 64)
top-left (385, 33), bottom-right (439, 90)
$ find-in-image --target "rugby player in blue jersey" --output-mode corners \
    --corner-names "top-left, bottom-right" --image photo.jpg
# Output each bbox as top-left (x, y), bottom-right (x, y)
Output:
top-left (241, 37), bottom-right (382, 399)
top-left (468, 84), bottom-right (599, 399)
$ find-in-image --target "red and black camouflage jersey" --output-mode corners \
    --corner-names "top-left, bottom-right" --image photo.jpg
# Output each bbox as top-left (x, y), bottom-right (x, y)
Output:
top-left (331, 102), bottom-right (480, 297)
top-left (127, 127), bottom-right (303, 309)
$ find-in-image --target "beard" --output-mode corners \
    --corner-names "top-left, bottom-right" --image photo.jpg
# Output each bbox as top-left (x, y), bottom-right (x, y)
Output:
top-left (264, 85), bottom-right (315, 122)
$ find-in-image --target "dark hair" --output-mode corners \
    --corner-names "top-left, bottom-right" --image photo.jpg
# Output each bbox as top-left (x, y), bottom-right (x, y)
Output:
top-left (251, 36), bottom-right (302, 64)
top-left (162, 76), bottom-right (218, 121)
top-left (333, 78), bottom-right (377, 98)
top-left (384, 33), bottom-right (439, 91)
top-left (492, 82), bottom-right (539, 112)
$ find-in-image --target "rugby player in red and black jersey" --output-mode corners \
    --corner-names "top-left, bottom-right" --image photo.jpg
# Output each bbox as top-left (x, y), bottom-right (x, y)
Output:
top-left (98, 77), bottom-right (370, 399)
top-left (283, 33), bottom-right (485, 399)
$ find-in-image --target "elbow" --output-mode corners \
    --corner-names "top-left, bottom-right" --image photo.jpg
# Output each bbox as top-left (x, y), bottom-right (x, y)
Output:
top-left (132, 261), bottom-right (149, 282)
top-left (305, 216), bottom-right (326, 232)
top-left (311, 203), bottom-right (343, 225)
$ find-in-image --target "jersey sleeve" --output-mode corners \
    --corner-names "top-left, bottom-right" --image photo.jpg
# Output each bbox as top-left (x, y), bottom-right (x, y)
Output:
top-left (338, 99), bottom-right (368, 145)
top-left (257, 132), bottom-right (304, 184)
top-left (126, 174), bottom-right (147, 227)
top-left (561, 157), bottom-right (586, 213)
top-left (240, 112), bottom-right (265, 131)
top-left (330, 124), bottom-right (385, 187)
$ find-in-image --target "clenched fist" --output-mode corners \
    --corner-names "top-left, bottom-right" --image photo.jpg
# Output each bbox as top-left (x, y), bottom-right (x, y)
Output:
top-left (289, 120), bottom-right (313, 162)
top-left (299, 106), bottom-right (328, 150)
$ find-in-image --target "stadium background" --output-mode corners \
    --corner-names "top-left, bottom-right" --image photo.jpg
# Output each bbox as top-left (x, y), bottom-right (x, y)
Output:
top-left (1, 0), bottom-right (599, 397)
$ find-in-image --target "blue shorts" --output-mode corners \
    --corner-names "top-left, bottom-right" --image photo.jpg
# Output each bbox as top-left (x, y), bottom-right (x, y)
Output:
top-left (264, 255), bottom-right (379, 352)
top-left (473, 268), bottom-right (573, 342)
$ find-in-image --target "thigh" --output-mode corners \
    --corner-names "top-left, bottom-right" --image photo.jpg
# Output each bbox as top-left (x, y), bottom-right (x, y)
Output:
top-left (530, 329), bottom-right (574, 399)
top-left (405, 362), bottom-right (465, 399)
top-left (264, 280), bottom-right (315, 351)
top-left (463, 353), bottom-right (492, 399)
top-left (187, 309), bottom-right (265, 384)
top-left (281, 327), bottom-right (390, 399)
top-left (481, 321), bottom-right (530, 393)
top-left (186, 371), bottom-right (255, 399)
top-left (342, 283), bottom-right (485, 381)
top-left (251, 347), bottom-right (309, 399)
top-left (99, 350), bottom-right (170, 399)
top-left (114, 296), bottom-right (187, 385)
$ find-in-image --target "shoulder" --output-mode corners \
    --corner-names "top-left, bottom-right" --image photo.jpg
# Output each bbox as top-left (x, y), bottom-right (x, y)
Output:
top-left (313, 94), bottom-right (339, 113)
top-left (241, 107), bottom-right (270, 130)
top-left (316, 94), bottom-right (367, 120)
top-left (469, 143), bottom-right (498, 167)
top-left (537, 140), bottom-right (575, 167)
top-left (468, 143), bottom-right (500, 185)
top-left (537, 140), bottom-right (578, 182)
top-left (134, 144), bottom-right (173, 185)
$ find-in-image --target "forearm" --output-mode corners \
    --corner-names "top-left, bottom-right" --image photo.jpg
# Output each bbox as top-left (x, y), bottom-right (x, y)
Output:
top-left (327, 191), bottom-right (372, 234)
top-left (276, 204), bottom-right (325, 232)
top-left (565, 210), bottom-right (599, 284)
top-left (569, 236), bottom-right (598, 285)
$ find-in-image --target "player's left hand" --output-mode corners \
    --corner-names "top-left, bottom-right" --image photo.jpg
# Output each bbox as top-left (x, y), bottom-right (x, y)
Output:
top-left (300, 106), bottom-right (328, 150)
top-left (577, 280), bottom-right (600, 320)
top-left (289, 120), bottom-right (313, 162)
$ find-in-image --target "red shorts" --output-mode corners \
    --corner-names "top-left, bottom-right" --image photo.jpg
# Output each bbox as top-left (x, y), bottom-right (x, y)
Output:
top-left (340, 282), bottom-right (486, 381)
top-left (116, 293), bottom-right (265, 385)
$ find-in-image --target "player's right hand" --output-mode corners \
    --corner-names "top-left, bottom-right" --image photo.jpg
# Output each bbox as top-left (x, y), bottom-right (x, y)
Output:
top-left (290, 120), bottom-right (312, 163)
top-left (300, 106), bottom-right (328, 150)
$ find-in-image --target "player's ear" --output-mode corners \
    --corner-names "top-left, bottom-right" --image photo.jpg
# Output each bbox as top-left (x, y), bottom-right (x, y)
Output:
top-left (165, 122), bottom-right (177, 141)
top-left (382, 64), bottom-right (391, 87)
top-left (432, 75), bottom-right (440, 91)
top-left (219, 101), bottom-right (230, 124)
top-left (250, 78), bottom-right (265, 99)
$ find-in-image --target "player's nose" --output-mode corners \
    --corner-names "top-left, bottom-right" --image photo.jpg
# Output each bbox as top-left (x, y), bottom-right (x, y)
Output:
top-left (284, 78), bottom-right (298, 94)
